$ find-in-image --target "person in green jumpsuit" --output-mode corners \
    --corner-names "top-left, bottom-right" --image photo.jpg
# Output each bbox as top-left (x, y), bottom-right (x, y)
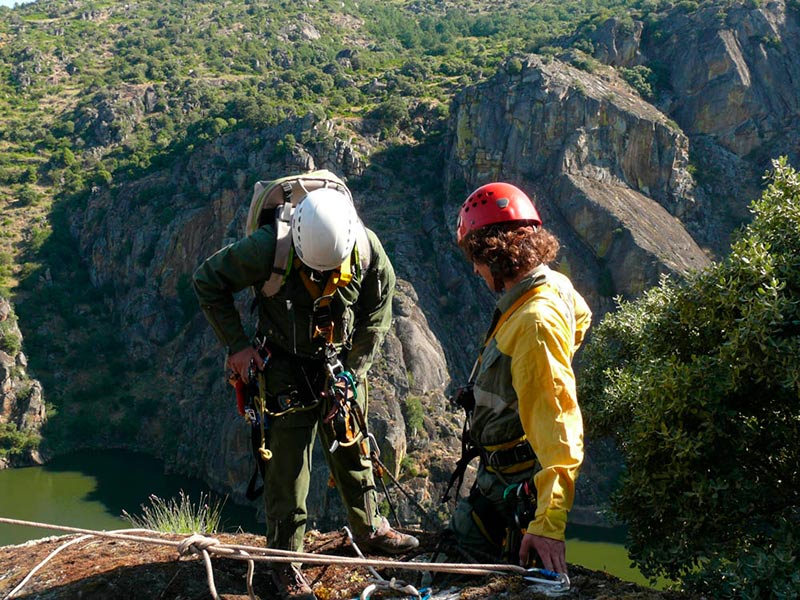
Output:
top-left (193, 186), bottom-right (418, 600)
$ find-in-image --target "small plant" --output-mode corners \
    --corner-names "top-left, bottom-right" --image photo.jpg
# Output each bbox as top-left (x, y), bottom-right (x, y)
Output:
top-left (0, 321), bottom-right (22, 356)
top-left (403, 395), bottom-right (425, 436)
top-left (0, 422), bottom-right (40, 458)
top-left (122, 490), bottom-right (226, 534)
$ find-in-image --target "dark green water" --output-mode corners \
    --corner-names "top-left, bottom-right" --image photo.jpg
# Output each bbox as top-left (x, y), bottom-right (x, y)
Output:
top-left (0, 450), bottom-right (261, 545)
top-left (0, 450), bottom-right (658, 587)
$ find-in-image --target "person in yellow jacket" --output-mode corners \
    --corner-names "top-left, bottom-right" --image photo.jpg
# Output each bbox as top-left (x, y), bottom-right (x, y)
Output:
top-left (450, 182), bottom-right (591, 575)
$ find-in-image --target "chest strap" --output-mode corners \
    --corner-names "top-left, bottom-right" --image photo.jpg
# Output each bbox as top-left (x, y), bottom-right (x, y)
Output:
top-left (297, 250), bottom-right (355, 343)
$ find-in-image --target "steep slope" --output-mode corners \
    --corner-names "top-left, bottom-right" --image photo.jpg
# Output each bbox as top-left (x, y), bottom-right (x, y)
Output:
top-left (443, 55), bottom-right (711, 313)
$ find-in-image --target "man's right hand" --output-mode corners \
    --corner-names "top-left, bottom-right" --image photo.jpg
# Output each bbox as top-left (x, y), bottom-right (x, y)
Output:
top-left (227, 346), bottom-right (265, 383)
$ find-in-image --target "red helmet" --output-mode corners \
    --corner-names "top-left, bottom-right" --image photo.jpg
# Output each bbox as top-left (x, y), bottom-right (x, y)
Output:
top-left (456, 182), bottom-right (542, 243)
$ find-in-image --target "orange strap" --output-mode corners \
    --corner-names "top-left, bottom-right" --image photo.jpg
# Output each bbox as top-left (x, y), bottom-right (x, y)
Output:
top-left (297, 252), bottom-right (355, 343)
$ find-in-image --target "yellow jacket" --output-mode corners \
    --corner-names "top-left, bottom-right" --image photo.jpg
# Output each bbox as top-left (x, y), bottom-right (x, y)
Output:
top-left (471, 265), bottom-right (591, 540)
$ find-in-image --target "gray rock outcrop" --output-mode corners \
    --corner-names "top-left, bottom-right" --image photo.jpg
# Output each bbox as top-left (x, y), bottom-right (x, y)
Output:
top-left (445, 55), bottom-right (711, 308)
top-left (0, 298), bottom-right (46, 468)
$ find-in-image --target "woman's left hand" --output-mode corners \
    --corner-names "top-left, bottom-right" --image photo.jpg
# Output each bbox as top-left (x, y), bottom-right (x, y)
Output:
top-left (519, 533), bottom-right (567, 574)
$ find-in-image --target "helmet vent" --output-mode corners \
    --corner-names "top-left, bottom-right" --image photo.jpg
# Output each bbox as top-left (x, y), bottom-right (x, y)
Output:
top-left (496, 198), bottom-right (509, 208)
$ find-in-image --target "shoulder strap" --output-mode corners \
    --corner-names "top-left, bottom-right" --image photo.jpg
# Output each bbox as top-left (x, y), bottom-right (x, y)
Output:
top-left (466, 281), bottom-right (545, 382)
top-left (261, 203), bottom-right (295, 296)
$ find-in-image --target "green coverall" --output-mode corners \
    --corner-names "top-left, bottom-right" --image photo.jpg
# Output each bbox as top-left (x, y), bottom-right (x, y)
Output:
top-left (193, 223), bottom-right (396, 552)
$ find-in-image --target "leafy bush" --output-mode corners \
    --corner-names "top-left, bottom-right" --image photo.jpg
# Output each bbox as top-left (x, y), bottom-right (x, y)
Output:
top-left (0, 422), bottom-right (40, 458)
top-left (0, 320), bottom-right (22, 355)
top-left (370, 96), bottom-right (410, 132)
top-left (580, 157), bottom-right (800, 597)
top-left (404, 395), bottom-right (425, 436)
top-left (619, 65), bottom-right (655, 99)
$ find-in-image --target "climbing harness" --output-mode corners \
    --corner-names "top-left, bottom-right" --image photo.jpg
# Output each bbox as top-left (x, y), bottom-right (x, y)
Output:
top-left (442, 281), bottom-right (546, 504)
top-left (322, 362), bottom-right (363, 453)
top-left (227, 341), bottom-right (274, 501)
top-left (499, 480), bottom-right (537, 563)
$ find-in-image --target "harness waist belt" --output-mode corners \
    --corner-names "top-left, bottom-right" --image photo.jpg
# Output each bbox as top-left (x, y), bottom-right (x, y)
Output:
top-left (484, 440), bottom-right (537, 471)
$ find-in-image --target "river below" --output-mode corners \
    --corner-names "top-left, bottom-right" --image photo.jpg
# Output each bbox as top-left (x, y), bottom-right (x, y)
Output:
top-left (0, 449), bottom-right (657, 587)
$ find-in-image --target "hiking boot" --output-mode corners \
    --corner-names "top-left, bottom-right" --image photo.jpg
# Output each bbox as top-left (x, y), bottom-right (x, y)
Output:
top-left (270, 564), bottom-right (316, 600)
top-left (355, 519), bottom-right (420, 555)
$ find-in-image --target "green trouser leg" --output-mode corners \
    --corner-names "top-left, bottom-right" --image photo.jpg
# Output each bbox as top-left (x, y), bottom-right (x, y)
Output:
top-left (263, 409), bottom-right (317, 552)
top-left (262, 396), bottom-right (382, 552)
top-left (317, 408), bottom-right (382, 539)
top-left (449, 465), bottom-right (535, 559)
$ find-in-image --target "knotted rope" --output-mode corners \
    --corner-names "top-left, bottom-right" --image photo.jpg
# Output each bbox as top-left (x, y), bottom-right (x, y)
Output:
top-left (1, 517), bottom-right (529, 600)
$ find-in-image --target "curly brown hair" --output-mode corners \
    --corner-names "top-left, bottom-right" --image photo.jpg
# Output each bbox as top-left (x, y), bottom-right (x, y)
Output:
top-left (459, 223), bottom-right (560, 280)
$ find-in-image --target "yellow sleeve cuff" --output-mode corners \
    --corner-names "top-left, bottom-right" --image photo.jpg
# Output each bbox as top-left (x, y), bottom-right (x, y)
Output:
top-left (526, 507), bottom-right (568, 541)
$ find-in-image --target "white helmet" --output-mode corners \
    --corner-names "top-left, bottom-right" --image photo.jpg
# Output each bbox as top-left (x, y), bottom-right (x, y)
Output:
top-left (291, 187), bottom-right (359, 271)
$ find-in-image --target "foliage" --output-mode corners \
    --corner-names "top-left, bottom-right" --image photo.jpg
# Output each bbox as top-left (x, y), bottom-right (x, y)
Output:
top-left (579, 157), bottom-right (800, 596)
top-left (370, 96), bottom-right (410, 132)
top-left (122, 490), bottom-right (226, 534)
top-left (0, 317), bottom-right (22, 355)
top-left (619, 65), bottom-right (656, 99)
top-left (403, 395), bottom-right (426, 436)
top-left (0, 422), bottom-right (41, 458)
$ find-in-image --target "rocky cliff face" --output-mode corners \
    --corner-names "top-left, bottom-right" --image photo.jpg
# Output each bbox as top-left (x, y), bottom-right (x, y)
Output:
top-left (649, 1), bottom-right (800, 159)
top-left (444, 55), bottom-right (711, 313)
top-left (0, 297), bottom-right (46, 468)
top-left (590, 1), bottom-right (800, 250)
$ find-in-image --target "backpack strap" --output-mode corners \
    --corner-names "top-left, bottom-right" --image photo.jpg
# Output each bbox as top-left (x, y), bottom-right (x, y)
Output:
top-left (261, 202), bottom-right (294, 297)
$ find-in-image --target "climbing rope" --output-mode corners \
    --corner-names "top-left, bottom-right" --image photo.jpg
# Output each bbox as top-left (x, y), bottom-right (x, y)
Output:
top-left (368, 447), bottom-right (440, 531)
top-left (0, 517), bottom-right (532, 600)
top-left (5, 533), bottom-right (92, 599)
top-left (176, 535), bottom-right (258, 600)
top-left (343, 526), bottom-right (427, 599)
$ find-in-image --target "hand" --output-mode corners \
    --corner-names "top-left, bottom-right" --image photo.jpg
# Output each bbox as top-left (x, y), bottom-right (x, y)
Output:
top-left (333, 378), bottom-right (354, 400)
top-left (519, 533), bottom-right (567, 575)
top-left (226, 347), bottom-right (265, 383)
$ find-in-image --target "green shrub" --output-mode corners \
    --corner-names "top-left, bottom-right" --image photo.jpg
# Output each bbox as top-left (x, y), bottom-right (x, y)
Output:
top-left (619, 65), bottom-right (655, 99)
top-left (0, 321), bottom-right (22, 355)
top-left (0, 423), bottom-right (40, 458)
top-left (371, 96), bottom-right (410, 130)
top-left (580, 157), bottom-right (800, 596)
top-left (403, 395), bottom-right (425, 436)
